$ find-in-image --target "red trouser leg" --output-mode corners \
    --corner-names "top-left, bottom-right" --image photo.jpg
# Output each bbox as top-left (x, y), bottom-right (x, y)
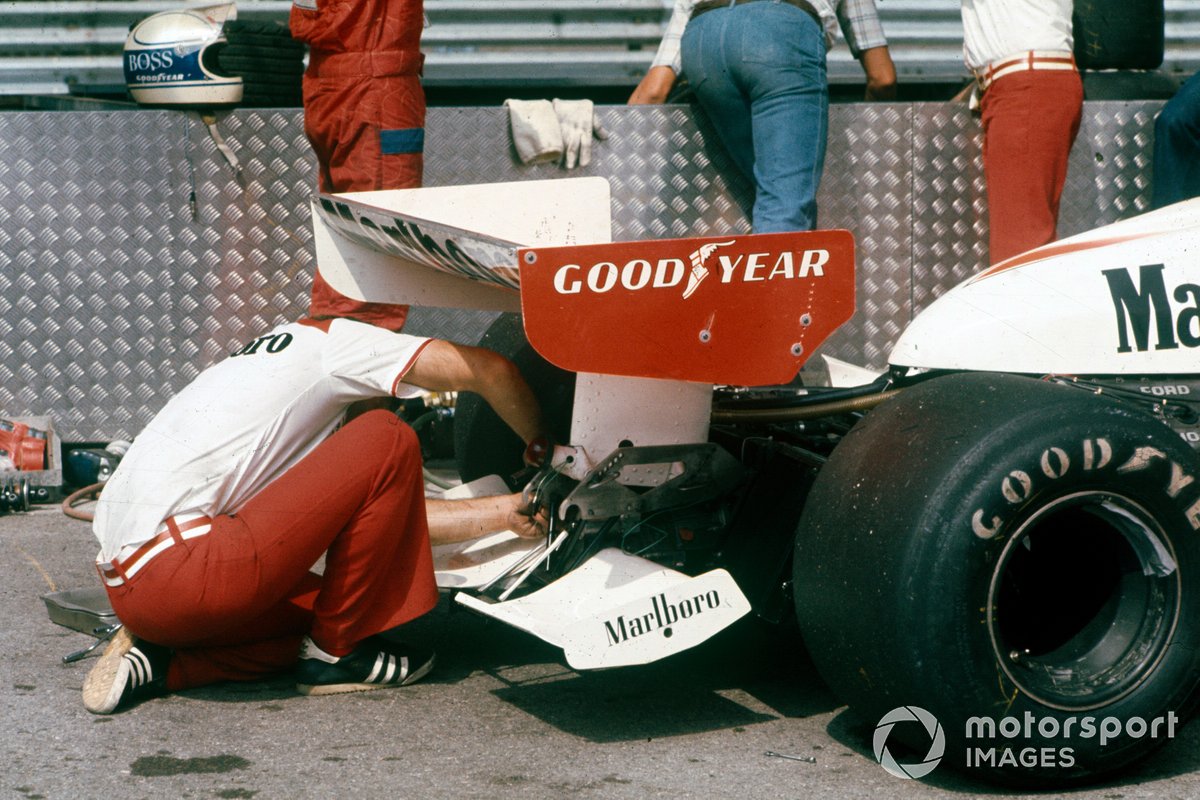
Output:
top-left (105, 410), bottom-right (437, 690)
top-left (303, 73), bottom-right (425, 192)
top-left (980, 69), bottom-right (1083, 265)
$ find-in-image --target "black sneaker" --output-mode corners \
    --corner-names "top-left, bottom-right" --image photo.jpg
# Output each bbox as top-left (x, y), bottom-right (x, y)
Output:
top-left (295, 636), bottom-right (436, 696)
top-left (81, 626), bottom-right (170, 714)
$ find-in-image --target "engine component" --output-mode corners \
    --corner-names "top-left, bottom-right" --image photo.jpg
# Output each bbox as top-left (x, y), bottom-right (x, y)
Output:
top-left (1051, 375), bottom-right (1200, 450)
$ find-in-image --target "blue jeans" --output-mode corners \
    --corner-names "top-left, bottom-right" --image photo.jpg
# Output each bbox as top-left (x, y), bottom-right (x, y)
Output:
top-left (1152, 71), bottom-right (1200, 209)
top-left (681, 0), bottom-right (828, 232)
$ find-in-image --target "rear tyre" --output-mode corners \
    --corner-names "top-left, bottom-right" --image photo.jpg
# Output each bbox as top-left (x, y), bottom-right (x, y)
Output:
top-left (1073, 0), bottom-right (1164, 70)
top-left (794, 372), bottom-right (1200, 784)
top-left (453, 314), bottom-right (575, 487)
top-left (216, 21), bottom-right (305, 108)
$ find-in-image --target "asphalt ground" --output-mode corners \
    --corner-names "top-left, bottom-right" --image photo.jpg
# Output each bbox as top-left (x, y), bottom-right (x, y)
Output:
top-left (5, 501), bottom-right (1200, 800)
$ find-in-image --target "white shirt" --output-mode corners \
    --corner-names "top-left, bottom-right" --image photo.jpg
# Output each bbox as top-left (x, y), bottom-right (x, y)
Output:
top-left (93, 318), bottom-right (430, 561)
top-left (960, 0), bottom-right (1073, 70)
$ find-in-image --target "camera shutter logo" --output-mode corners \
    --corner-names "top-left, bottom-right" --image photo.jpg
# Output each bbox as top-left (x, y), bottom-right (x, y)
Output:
top-left (873, 706), bottom-right (946, 779)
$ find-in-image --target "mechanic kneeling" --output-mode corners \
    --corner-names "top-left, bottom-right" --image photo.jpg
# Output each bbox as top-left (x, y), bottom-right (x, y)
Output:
top-left (82, 287), bottom-right (547, 714)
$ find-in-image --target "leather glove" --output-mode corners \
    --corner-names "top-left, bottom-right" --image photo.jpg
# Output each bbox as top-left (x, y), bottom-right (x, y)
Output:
top-left (552, 98), bottom-right (609, 169)
top-left (505, 98), bottom-right (564, 165)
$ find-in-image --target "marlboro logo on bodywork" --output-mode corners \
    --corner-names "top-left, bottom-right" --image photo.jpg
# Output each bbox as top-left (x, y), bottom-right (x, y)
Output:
top-left (456, 548), bottom-right (753, 670)
top-left (1105, 263), bottom-right (1200, 353)
top-left (603, 589), bottom-right (723, 645)
top-left (519, 231), bottom-right (856, 385)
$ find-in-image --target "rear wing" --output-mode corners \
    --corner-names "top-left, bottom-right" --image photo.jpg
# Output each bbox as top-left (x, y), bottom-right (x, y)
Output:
top-left (311, 177), bottom-right (856, 387)
top-left (311, 177), bottom-right (613, 312)
top-left (518, 232), bottom-right (854, 386)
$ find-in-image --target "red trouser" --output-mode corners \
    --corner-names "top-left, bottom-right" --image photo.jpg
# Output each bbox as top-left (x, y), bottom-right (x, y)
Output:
top-left (104, 411), bottom-right (437, 690)
top-left (980, 69), bottom-right (1083, 265)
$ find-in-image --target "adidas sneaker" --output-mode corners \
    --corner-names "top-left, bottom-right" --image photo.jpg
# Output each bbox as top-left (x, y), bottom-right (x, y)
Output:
top-left (295, 636), bottom-right (435, 696)
top-left (81, 626), bottom-right (170, 714)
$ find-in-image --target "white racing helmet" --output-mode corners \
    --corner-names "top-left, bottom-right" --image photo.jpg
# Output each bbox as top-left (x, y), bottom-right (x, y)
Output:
top-left (124, 3), bottom-right (243, 107)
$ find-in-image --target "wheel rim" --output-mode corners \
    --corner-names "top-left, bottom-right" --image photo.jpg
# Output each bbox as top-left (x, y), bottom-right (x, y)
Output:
top-left (987, 491), bottom-right (1181, 712)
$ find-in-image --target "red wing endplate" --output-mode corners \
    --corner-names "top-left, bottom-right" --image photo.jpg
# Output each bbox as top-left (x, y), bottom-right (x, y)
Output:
top-left (519, 230), bottom-right (856, 386)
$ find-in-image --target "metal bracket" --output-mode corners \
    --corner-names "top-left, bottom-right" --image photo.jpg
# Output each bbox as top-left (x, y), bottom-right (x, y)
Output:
top-left (62, 622), bottom-right (121, 664)
top-left (559, 442), bottom-right (744, 523)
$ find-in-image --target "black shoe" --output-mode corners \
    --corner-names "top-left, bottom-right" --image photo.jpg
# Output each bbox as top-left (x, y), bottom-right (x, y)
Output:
top-left (295, 636), bottom-right (436, 696)
top-left (81, 626), bottom-right (170, 714)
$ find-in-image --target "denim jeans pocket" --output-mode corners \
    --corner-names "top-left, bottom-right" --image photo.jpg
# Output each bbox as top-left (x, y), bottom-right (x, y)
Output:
top-left (738, 3), bottom-right (823, 66)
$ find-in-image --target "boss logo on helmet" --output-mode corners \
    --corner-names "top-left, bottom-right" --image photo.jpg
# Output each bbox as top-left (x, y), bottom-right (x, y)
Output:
top-left (126, 48), bottom-right (177, 73)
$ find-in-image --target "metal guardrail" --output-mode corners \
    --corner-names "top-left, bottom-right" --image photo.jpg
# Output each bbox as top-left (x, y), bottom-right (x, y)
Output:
top-left (0, 0), bottom-right (1197, 97)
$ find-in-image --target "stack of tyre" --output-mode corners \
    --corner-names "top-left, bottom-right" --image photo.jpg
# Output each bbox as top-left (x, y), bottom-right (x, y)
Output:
top-left (215, 19), bottom-right (304, 108)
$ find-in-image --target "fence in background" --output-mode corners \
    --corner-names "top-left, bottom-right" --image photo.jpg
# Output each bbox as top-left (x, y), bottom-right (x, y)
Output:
top-left (1, 0), bottom-right (1197, 99)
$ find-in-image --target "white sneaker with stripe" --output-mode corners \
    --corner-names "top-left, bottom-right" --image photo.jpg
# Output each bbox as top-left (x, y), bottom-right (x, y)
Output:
top-left (82, 626), bottom-right (170, 714)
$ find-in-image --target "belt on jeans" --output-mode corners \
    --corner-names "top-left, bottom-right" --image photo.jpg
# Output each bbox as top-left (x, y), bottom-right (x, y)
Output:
top-left (97, 512), bottom-right (213, 587)
top-left (691, 0), bottom-right (821, 26)
top-left (974, 50), bottom-right (1076, 92)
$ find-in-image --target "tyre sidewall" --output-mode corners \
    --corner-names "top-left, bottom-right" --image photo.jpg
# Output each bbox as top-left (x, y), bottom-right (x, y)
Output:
top-left (453, 314), bottom-right (575, 486)
top-left (922, 418), bottom-right (1199, 777)
top-left (795, 373), bottom-right (1200, 782)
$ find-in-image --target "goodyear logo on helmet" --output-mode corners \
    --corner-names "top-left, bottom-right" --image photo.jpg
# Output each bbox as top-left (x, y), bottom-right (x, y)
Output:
top-left (519, 231), bottom-right (857, 386)
top-left (123, 5), bottom-right (240, 102)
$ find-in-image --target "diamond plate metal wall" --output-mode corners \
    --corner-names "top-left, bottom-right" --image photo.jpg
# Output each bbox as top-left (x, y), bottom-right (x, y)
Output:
top-left (1, 112), bottom-right (183, 440)
top-left (0, 101), bottom-right (1166, 441)
top-left (1060, 102), bottom-right (1161, 236)
top-left (819, 104), bottom-right (914, 368)
top-left (911, 103), bottom-right (989, 316)
top-left (181, 110), bottom-right (318, 373)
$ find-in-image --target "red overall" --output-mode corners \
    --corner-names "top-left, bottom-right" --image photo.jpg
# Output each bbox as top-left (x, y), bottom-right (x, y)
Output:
top-left (290, 0), bottom-right (426, 193)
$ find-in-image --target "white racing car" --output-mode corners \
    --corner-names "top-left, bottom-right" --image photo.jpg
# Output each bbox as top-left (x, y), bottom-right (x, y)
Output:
top-left (312, 178), bottom-right (1200, 785)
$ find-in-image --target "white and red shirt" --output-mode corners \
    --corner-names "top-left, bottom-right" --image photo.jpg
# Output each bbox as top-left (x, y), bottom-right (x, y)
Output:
top-left (960, 0), bottom-right (1073, 70)
top-left (93, 318), bottom-right (430, 562)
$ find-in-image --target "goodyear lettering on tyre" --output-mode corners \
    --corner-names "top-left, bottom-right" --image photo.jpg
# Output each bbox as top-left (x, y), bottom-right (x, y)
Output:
top-left (971, 437), bottom-right (1200, 539)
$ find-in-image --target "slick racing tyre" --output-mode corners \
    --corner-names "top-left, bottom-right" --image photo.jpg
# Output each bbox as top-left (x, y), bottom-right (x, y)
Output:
top-left (453, 313), bottom-right (575, 488)
top-left (1073, 0), bottom-right (1163, 71)
top-left (216, 20), bottom-right (305, 107)
top-left (794, 372), bottom-right (1200, 784)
